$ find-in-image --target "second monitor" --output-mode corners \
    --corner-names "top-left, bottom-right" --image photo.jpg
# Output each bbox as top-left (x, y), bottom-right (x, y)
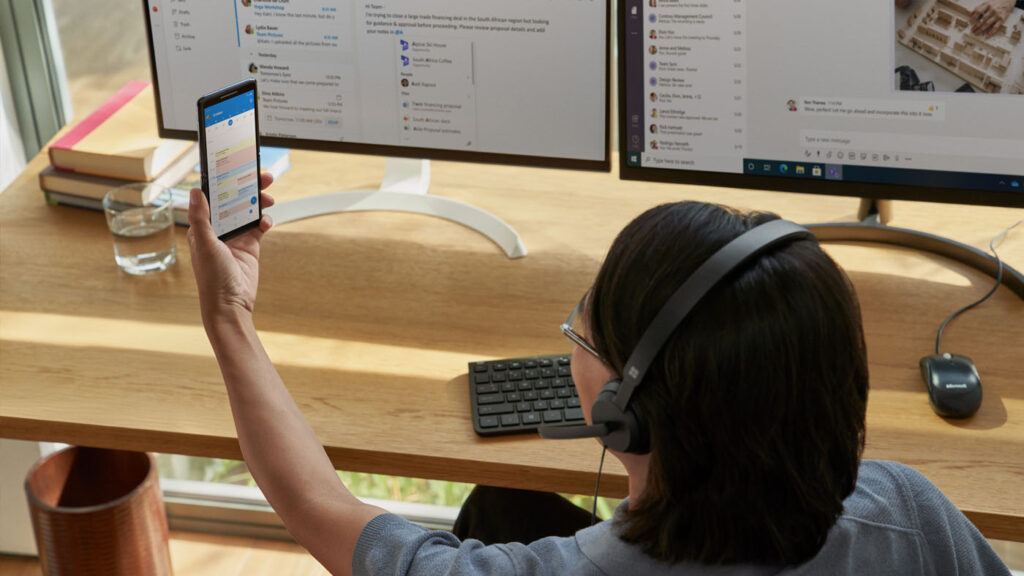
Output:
top-left (620, 0), bottom-right (1023, 207)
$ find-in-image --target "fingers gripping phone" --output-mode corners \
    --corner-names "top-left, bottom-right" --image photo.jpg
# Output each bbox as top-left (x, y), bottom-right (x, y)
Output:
top-left (197, 79), bottom-right (262, 241)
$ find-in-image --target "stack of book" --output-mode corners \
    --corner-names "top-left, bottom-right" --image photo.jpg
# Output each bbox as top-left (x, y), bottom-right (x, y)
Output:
top-left (40, 81), bottom-right (290, 225)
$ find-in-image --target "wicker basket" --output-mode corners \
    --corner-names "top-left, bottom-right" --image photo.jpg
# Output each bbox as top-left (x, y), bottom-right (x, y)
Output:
top-left (25, 446), bottom-right (172, 575)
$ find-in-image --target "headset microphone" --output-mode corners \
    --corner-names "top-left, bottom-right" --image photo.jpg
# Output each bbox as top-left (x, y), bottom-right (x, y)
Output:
top-left (538, 422), bottom-right (610, 440)
top-left (537, 219), bottom-right (816, 454)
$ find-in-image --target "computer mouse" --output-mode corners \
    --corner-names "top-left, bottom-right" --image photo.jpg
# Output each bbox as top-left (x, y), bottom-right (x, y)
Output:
top-left (919, 353), bottom-right (982, 418)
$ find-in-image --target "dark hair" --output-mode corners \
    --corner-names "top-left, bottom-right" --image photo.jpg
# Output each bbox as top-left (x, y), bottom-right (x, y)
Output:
top-left (588, 202), bottom-right (868, 566)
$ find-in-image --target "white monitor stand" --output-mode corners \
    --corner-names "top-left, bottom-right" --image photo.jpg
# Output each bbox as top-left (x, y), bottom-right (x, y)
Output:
top-left (265, 158), bottom-right (527, 259)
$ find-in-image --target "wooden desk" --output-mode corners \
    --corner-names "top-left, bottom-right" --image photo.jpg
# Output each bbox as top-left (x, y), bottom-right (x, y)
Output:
top-left (2, 147), bottom-right (1022, 541)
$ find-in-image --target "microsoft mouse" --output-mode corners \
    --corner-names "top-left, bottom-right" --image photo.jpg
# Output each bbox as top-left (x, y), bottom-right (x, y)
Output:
top-left (919, 353), bottom-right (982, 418)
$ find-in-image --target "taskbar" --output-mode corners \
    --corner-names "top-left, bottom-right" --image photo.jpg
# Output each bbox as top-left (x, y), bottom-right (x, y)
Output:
top-left (742, 159), bottom-right (1023, 194)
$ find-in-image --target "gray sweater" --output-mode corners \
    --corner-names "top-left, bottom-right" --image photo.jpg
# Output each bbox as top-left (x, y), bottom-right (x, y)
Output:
top-left (352, 460), bottom-right (1010, 575)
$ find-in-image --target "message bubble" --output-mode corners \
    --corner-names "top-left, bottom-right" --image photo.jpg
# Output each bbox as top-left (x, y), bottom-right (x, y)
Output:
top-left (254, 53), bottom-right (351, 92)
top-left (797, 98), bottom-right (945, 121)
top-left (240, 0), bottom-right (355, 51)
top-left (260, 85), bottom-right (351, 141)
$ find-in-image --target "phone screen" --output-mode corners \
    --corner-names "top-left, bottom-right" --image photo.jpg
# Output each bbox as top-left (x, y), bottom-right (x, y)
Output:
top-left (200, 87), bottom-right (260, 240)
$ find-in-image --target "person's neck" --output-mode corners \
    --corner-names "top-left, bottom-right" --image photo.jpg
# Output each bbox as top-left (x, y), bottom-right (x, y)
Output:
top-left (614, 451), bottom-right (650, 508)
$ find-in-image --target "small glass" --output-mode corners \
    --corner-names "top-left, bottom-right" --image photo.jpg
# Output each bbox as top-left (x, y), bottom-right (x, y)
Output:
top-left (102, 183), bottom-right (177, 275)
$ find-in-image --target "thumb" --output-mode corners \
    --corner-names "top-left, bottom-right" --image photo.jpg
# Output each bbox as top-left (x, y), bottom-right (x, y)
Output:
top-left (188, 188), bottom-right (217, 242)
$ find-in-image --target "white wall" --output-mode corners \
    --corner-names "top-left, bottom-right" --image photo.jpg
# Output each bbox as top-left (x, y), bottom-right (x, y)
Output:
top-left (0, 39), bottom-right (28, 193)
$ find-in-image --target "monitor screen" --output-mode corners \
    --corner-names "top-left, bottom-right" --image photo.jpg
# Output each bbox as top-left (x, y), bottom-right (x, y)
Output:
top-left (143, 0), bottom-right (610, 171)
top-left (619, 0), bottom-right (1024, 207)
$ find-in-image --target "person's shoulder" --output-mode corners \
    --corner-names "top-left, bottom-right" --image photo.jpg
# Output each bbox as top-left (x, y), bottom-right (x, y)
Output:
top-left (841, 459), bottom-right (954, 530)
top-left (782, 461), bottom-right (947, 575)
top-left (840, 460), bottom-right (988, 549)
top-left (787, 461), bottom-right (1010, 576)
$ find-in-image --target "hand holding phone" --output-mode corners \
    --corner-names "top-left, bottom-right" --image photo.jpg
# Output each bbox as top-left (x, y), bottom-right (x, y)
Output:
top-left (197, 79), bottom-right (262, 241)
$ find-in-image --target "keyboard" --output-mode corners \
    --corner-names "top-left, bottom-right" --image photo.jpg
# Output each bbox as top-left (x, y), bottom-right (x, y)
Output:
top-left (468, 354), bottom-right (585, 436)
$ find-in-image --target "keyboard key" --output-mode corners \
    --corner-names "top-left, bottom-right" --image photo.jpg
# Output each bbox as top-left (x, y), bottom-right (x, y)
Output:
top-left (478, 393), bottom-right (504, 405)
top-left (472, 363), bottom-right (489, 373)
top-left (540, 389), bottom-right (555, 400)
top-left (557, 388), bottom-right (572, 398)
top-left (500, 414), bottom-right (519, 427)
top-left (473, 373), bottom-right (490, 384)
top-left (564, 408), bottom-right (584, 421)
top-left (557, 366), bottom-right (572, 377)
top-left (534, 379), bottom-right (551, 389)
top-left (557, 357), bottom-right (570, 366)
top-left (518, 381), bottom-right (533, 391)
top-left (479, 416), bottom-right (499, 428)
top-left (525, 360), bottom-right (538, 368)
top-left (549, 398), bottom-right (565, 409)
top-left (541, 368), bottom-right (556, 378)
top-left (493, 363), bottom-right (507, 371)
top-left (479, 403), bottom-right (514, 416)
top-left (505, 392), bottom-right (522, 402)
top-left (551, 378), bottom-right (567, 388)
top-left (524, 369), bottom-right (539, 380)
top-left (543, 410), bottom-right (563, 423)
top-left (524, 390), bottom-right (539, 401)
top-left (533, 400), bottom-right (548, 411)
top-left (515, 402), bottom-right (532, 413)
top-left (510, 361), bottom-right (523, 370)
top-left (491, 372), bottom-right (507, 382)
top-left (501, 382), bottom-right (516, 393)
top-left (539, 359), bottom-right (554, 367)
top-left (521, 412), bottom-right (542, 425)
top-left (476, 384), bottom-right (499, 395)
top-left (508, 370), bottom-right (523, 381)
top-left (567, 397), bottom-right (581, 408)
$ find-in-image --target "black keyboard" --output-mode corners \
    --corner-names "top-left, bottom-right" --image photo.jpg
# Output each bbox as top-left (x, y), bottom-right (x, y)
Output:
top-left (468, 354), bottom-right (585, 436)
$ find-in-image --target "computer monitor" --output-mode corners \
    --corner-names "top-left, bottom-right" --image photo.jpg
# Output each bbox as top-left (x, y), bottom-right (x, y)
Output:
top-left (619, 0), bottom-right (1024, 207)
top-left (618, 0), bottom-right (1023, 291)
top-left (142, 0), bottom-right (610, 257)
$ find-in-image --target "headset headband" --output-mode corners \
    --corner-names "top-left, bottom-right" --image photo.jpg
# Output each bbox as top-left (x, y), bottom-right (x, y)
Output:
top-left (612, 219), bottom-right (816, 411)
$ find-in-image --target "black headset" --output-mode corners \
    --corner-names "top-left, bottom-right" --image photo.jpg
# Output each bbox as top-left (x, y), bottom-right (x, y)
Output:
top-left (538, 219), bottom-right (817, 454)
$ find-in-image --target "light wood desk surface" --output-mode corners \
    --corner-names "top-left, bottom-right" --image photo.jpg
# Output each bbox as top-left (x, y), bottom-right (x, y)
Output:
top-left (1, 146), bottom-right (1022, 540)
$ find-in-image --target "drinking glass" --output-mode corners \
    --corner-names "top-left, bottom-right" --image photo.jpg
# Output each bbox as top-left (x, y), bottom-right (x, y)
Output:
top-left (102, 183), bottom-right (177, 275)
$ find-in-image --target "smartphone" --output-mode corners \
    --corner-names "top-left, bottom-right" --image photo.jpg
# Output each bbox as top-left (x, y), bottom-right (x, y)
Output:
top-left (197, 79), bottom-right (262, 241)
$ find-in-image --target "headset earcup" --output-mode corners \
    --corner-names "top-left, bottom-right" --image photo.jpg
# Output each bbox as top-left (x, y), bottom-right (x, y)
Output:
top-left (591, 380), bottom-right (648, 454)
top-left (589, 381), bottom-right (634, 453)
top-left (626, 399), bottom-right (649, 454)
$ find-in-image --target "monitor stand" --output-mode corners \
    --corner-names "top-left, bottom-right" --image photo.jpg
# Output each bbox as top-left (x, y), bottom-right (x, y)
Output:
top-left (806, 198), bottom-right (1024, 299)
top-left (266, 157), bottom-right (528, 259)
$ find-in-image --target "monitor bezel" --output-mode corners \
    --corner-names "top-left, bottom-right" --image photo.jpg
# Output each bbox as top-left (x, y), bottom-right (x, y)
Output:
top-left (142, 0), bottom-right (612, 172)
top-left (615, 2), bottom-right (1022, 208)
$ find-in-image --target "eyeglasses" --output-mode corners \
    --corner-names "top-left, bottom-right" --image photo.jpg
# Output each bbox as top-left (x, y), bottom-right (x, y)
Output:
top-left (561, 297), bottom-right (602, 360)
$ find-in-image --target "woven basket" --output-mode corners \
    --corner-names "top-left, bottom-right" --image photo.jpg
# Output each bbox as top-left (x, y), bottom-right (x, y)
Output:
top-left (25, 446), bottom-right (172, 575)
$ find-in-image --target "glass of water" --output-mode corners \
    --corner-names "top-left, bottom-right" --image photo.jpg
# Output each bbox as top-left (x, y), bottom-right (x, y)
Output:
top-left (102, 183), bottom-right (177, 275)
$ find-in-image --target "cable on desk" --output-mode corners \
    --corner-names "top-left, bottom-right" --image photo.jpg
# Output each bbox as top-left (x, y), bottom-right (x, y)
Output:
top-left (935, 219), bottom-right (1022, 355)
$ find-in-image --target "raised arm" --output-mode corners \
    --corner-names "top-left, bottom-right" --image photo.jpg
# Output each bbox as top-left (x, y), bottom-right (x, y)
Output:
top-left (188, 179), bottom-right (386, 575)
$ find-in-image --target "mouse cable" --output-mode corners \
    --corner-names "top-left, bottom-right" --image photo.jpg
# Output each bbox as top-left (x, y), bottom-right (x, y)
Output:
top-left (591, 445), bottom-right (607, 526)
top-left (935, 219), bottom-right (1023, 355)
